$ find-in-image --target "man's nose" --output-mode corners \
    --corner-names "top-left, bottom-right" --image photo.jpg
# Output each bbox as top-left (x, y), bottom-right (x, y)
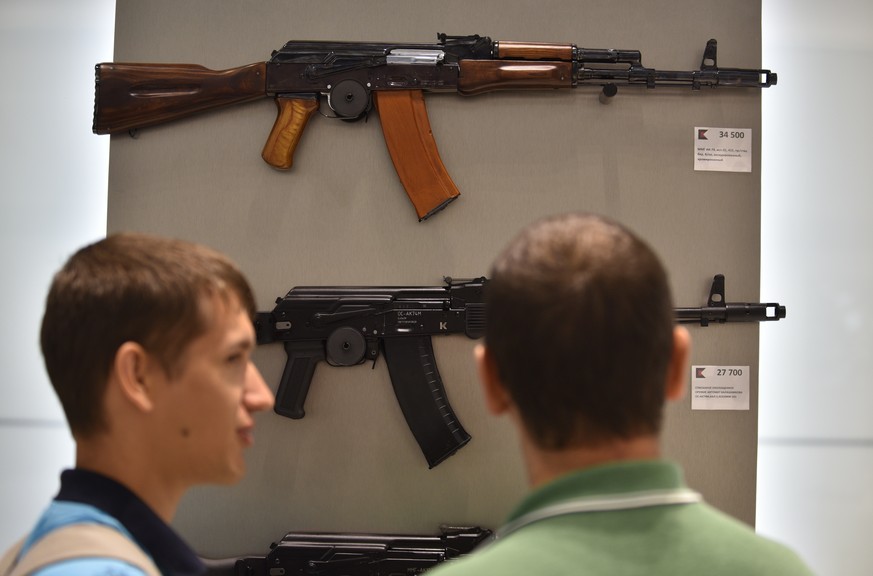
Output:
top-left (244, 362), bottom-right (275, 412)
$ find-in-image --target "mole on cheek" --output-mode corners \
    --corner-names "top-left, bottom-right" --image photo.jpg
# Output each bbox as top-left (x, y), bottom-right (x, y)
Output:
top-left (180, 427), bottom-right (191, 438)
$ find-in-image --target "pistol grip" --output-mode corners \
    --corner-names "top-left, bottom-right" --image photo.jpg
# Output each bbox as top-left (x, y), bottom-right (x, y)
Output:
top-left (374, 90), bottom-right (460, 221)
top-left (274, 340), bottom-right (326, 419)
top-left (261, 95), bottom-right (319, 170)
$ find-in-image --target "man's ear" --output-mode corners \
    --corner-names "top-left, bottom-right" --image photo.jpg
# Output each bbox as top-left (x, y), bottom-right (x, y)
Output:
top-left (111, 341), bottom-right (158, 413)
top-left (475, 344), bottom-right (513, 416)
top-left (665, 326), bottom-right (691, 402)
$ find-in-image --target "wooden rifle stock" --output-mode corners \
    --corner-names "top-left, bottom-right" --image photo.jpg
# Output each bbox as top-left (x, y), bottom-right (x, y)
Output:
top-left (93, 62), bottom-right (267, 134)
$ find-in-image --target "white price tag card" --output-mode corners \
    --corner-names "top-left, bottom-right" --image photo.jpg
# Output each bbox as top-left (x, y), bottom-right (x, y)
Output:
top-left (694, 127), bottom-right (752, 172)
top-left (691, 365), bottom-right (750, 411)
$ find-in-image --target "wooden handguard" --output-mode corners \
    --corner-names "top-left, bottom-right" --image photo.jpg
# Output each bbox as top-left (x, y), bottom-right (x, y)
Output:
top-left (374, 90), bottom-right (460, 221)
top-left (93, 62), bottom-right (266, 134)
top-left (458, 61), bottom-right (574, 96)
top-left (262, 96), bottom-right (320, 170)
top-left (495, 41), bottom-right (574, 61)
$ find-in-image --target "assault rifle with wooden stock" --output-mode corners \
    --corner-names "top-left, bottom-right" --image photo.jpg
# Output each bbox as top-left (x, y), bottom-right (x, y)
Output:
top-left (93, 33), bottom-right (776, 220)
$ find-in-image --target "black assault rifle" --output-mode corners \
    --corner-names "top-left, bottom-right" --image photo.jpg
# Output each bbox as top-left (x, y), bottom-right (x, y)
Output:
top-left (201, 526), bottom-right (492, 576)
top-left (256, 277), bottom-right (486, 468)
top-left (675, 274), bottom-right (786, 326)
top-left (256, 275), bottom-right (784, 467)
top-left (94, 34), bottom-right (776, 220)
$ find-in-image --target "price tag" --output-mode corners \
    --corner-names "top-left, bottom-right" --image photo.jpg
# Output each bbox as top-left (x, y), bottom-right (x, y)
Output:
top-left (691, 365), bottom-right (750, 411)
top-left (693, 127), bottom-right (752, 172)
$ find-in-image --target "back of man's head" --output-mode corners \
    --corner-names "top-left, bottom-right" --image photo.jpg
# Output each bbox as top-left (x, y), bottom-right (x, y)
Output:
top-left (40, 233), bottom-right (256, 439)
top-left (485, 212), bottom-right (675, 450)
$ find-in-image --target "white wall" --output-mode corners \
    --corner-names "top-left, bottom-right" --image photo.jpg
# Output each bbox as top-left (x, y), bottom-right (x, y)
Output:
top-left (758, 1), bottom-right (873, 575)
top-left (0, 0), bottom-right (114, 550)
top-left (0, 1), bottom-right (869, 573)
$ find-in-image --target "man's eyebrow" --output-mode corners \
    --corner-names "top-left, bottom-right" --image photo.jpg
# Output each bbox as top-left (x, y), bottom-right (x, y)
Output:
top-left (225, 333), bottom-right (255, 351)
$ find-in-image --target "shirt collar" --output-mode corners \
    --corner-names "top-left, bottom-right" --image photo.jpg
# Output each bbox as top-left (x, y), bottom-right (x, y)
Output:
top-left (56, 468), bottom-right (206, 576)
top-left (507, 459), bottom-right (687, 523)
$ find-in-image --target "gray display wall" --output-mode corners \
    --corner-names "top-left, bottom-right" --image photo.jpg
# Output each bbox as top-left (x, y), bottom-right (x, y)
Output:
top-left (108, 0), bottom-right (766, 557)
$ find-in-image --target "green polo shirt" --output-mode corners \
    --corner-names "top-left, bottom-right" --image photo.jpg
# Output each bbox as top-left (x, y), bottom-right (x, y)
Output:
top-left (429, 460), bottom-right (814, 576)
